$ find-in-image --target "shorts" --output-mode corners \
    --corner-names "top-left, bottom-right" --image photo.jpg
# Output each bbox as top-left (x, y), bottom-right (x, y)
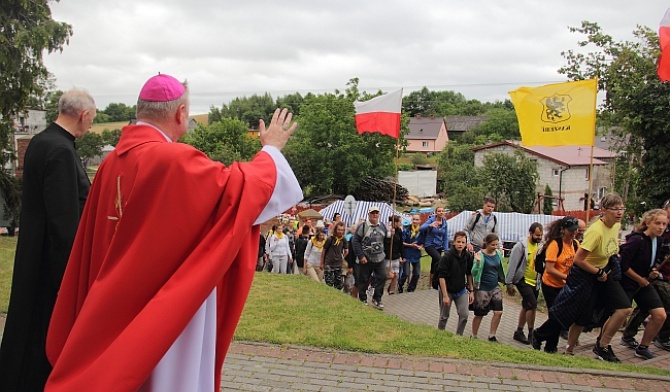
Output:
top-left (516, 280), bottom-right (539, 311)
top-left (473, 286), bottom-right (503, 316)
top-left (388, 258), bottom-right (400, 274)
top-left (575, 276), bottom-right (630, 326)
top-left (626, 284), bottom-right (664, 311)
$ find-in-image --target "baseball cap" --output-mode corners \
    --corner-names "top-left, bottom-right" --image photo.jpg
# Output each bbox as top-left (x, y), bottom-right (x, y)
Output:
top-left (368, 206), bottom-right (380, 213)
top-left (561, 216), bottom-right (579, 231)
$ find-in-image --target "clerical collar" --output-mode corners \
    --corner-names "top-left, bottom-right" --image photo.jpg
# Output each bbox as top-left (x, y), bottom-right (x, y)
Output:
top-left (136, 121), bottom-right (172, 142)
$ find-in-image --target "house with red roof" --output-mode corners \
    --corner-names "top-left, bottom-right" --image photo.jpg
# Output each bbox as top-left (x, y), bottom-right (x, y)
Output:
top-left (471, 140), bottom-right (616, 211)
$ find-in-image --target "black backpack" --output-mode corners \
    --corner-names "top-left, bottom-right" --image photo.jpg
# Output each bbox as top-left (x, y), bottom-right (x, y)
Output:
top-left (471, 212), bottom-right (497, 232)
top-left (534, 239), bottom-right (579, 275)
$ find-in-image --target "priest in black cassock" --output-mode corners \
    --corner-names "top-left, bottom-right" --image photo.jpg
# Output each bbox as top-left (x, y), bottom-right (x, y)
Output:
top-left (0, 89), bottom-right (96, 391)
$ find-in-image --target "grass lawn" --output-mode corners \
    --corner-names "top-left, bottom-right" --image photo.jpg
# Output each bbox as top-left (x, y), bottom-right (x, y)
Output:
top-left (238, 273), bottom-right (669, 376)
top-left (1, 236), bottom-right (668, 376)
top-left (0, 236), bottom-right (16, 313)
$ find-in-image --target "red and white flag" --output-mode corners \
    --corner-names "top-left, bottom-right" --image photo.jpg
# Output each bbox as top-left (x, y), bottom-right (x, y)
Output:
top-left (354, 89), bottom-right (402, 138)
top-left (659, 8), bottom-right (670, 81)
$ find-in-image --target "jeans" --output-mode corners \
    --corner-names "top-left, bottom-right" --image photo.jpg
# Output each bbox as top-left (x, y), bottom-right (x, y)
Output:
top-left (398, 260), bottom-right (421, 292)
top-left (357, 261), bottom-right (387, 303)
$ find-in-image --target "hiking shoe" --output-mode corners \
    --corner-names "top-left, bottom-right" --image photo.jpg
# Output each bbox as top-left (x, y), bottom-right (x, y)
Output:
top-left (371, 299), bottom-right (384, 310)
top-left (563, 346), bottom-right (575, 356)
top-left (635, 345), bottom-right (655, 360)
top-left (620, 336), bottom-right (639, 349)
top-left (488, 336), bottom-right (499, 343)
top-left (594, 344), bottom-right (621, 363)
top-left (531, 330), bottom-right (541, 350)
top-left (654, 337), bottom-right (670, 351)
top-left (513, 330), bottom-right (530, 345)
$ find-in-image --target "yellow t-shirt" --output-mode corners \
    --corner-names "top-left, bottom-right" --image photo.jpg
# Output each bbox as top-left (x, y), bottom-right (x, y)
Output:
top-left (524, 241), bottom-right (538, 286)
top-left (580, 219), bottom-right (620, 269)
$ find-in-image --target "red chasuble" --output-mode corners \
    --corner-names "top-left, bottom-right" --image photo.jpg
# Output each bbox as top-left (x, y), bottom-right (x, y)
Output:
top-left (45, 125), bottom-right (277, 391)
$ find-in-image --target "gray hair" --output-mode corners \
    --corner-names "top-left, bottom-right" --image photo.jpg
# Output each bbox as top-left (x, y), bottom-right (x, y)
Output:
top-left (58, 89), bottom-right (96, 117)
top-left (136, 80), bottom-right (189, 121)
top-left (599, 193), bottom-right (623, 210)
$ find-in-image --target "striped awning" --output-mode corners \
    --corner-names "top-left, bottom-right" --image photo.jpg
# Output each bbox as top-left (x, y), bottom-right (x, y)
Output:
top-left (319, 200), bottom-right (412, 228)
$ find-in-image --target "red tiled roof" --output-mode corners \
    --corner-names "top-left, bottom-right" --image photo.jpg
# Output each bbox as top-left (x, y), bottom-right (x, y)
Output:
top-left (472, 140), bottom-right (616, 166)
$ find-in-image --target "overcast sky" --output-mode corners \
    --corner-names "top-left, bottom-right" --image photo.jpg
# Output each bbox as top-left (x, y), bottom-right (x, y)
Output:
top-left (44, 1), bottom-right (668, 114)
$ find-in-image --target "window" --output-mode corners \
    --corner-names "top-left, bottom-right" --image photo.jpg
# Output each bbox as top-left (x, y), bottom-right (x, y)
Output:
top-left (422, 141), bottom-right (429, 147)
top-left (552, 169), bottom-right (559, 176)
top-left (585, 167), bottom-right (590, 180)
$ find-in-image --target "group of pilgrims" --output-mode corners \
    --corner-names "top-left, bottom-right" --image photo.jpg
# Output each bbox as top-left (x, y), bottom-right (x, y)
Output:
top-left (260, 193), bottom-right (670, 363)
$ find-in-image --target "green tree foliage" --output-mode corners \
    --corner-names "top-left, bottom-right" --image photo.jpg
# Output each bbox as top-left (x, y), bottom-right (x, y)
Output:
top-left (436, 143), bottom-right (485, 211)
top-left (458, 109), bottom-right (519, 144)
top-left (209, 93), bottom-right (276, 128)
top-left (181, 118), bottom-right (261, 166)
top-left (479, 151), bottom-right (539, 213)
top-left (543, 184), bottom-right (554, 215)
top-left (101, 129), bottom-right (122, 147)
top-left (44, 90), bottom-right (63, 123)
top-left (558, 21), bottom-right (668, 213)
top-left (1, 0), bottom-right (73, 223)
top-left (102, 102), bottom-right (136, 122)
top-left (75, 132), bottom-right (104, 167)
top-left (283, 80), bottom-right (399, 196)
top-left (410, 153), bottom-right (429, 166)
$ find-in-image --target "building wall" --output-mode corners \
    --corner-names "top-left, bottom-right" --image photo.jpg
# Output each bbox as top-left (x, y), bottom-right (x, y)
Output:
top-left (473, 145), bottom-right (613, 212)
top-left (406, 139), bottom-right (435, 152)
top-left (434, 125), bottom-right (449, 152)
top-left (407, 124), bottom-right (449, 153)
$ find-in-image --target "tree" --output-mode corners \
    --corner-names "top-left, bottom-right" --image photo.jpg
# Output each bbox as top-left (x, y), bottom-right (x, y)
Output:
top-left (209, 93), bottom-right (276, 129)
top-left (101, 129), bottom-right (122, 147)
top-left (479, 151), bottom-right (539, 213)
top-left (102, 102), bottom-right (136, 122)
top-left (75, 132), bottom-right (104, 167)
top-left (558, 21), bottom-right (668, 214)
top-left (436, 142), bottom-right (486, 211)
top-left (543, 184), bottom-right (554, 215)
top-left (44, 90), bottom-right (64, 123)
top-left (282, 79), bottom-right (400, 196)
top-left (181, 118), bottom-right (261, 166)
top-left (1, 0), bottom-right (73, 224)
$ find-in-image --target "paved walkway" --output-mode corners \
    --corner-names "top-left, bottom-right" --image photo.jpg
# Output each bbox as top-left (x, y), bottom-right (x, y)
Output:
top-left (381, 288), bottom-right (670, 369)
top-left (220, 288), bottom-right (670, 391)
top-left (224, 341), bottom-right (670, 391)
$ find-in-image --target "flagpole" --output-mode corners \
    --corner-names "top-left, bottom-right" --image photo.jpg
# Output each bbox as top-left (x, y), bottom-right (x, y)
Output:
top-left (586, 144), bottom-right (595, 223)
top-left (389, 141), bottom-right (399, 264)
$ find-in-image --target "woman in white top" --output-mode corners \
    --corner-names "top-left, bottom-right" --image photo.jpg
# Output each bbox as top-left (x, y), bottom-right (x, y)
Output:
top-left (269, 223), bottom-right (293, 273)
top-left (303, 229), bottom-right (326, 282)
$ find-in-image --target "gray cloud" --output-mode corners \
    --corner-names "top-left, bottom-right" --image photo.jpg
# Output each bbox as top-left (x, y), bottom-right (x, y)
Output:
top-left (44, 0), bottom-right (668, 113)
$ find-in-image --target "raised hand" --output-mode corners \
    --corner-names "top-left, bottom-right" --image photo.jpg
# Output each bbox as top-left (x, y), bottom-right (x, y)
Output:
top-left (259, 108), bottom-right (298, 150)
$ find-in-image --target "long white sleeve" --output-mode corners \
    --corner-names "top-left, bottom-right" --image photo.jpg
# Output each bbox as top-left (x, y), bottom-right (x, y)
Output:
top-left (254, 146), bottom-right (303, 225)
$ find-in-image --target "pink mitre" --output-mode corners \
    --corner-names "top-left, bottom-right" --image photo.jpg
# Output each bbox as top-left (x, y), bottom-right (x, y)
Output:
top-left (139, 73), bottom-right (185, 102)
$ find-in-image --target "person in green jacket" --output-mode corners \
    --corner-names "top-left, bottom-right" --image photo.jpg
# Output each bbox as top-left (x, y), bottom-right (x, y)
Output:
top-left (471, 233), bottom-right (505, 342)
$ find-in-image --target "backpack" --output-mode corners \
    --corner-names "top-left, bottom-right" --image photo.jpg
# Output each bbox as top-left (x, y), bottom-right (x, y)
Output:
top-left (471, 211), bottom-right (497, 232)
top-left (534, 239), bottom-right (579, 275)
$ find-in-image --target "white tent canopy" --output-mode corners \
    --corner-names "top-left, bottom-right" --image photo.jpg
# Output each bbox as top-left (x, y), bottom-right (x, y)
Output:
top-left (319, 200), bottom-right (411, 227)
top-left (447, 211), bottom-right (563, 244)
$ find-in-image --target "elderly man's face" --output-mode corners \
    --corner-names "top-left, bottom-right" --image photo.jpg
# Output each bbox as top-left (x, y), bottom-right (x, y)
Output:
top-left (368, 211), bottom-right (380, 224)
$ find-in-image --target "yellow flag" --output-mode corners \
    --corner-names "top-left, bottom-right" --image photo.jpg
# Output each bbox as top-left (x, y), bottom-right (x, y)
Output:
top-left (508, 79), bottom-right (597, 146)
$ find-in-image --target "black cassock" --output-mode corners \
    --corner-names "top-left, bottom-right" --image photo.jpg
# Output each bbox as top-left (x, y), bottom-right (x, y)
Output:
top-left (0, 123), bottom-right (90, 391)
